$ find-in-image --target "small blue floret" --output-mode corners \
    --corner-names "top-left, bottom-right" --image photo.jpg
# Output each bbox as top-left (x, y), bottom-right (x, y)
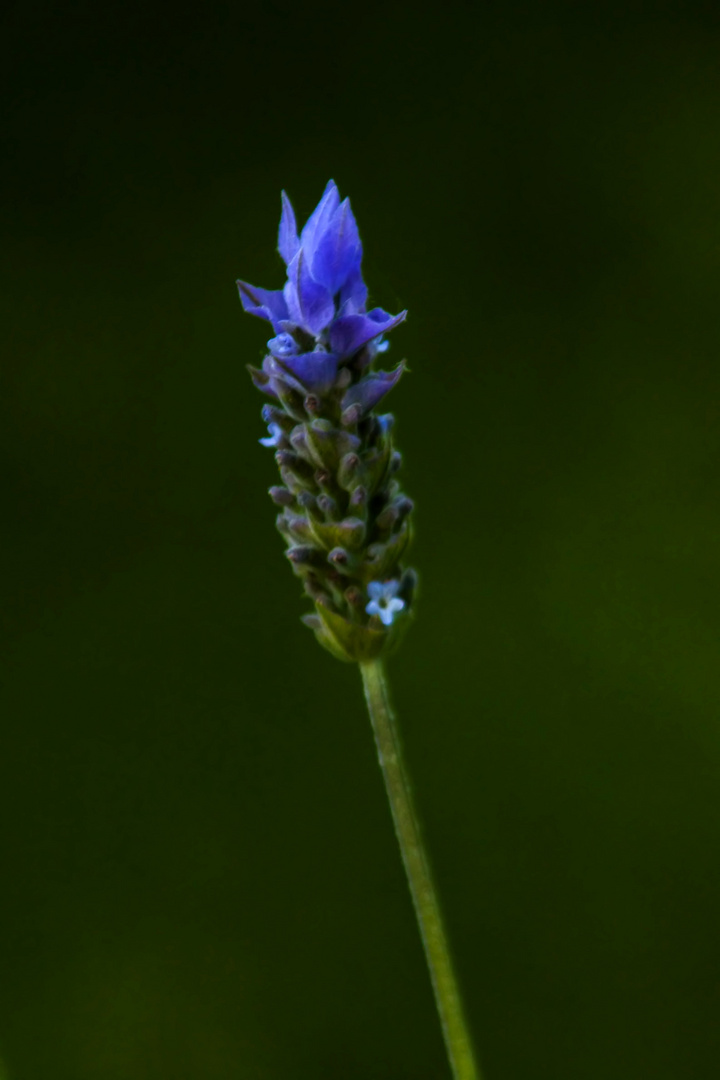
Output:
top-left (259, 422), bottom-right (284, 448)
top-left (366, 580), bottom-right (405, 626)
top-left (267, 332), bottom-right (300, 359)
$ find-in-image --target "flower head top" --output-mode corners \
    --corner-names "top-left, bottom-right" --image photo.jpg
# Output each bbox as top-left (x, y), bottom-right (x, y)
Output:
top-left (238, 180), bottom-right (407, 397)
top-left (239, 181), bottom-right (416, 662)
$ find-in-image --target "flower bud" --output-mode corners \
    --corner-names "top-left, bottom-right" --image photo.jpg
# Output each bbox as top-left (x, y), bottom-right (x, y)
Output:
top-left (376, 496), bottom-right (414, 533)
top-left (269, 486), bottom-right (295, 507)
top-left (306, 420), bottom-right (361, 470)
top-left (285, 545), bottom-right (323, 573)
top-left (302, 575), bottom-right (333, 606)
top-left (341, 403), bottom-right (363, 427)
top-left (334, 517), bottom-right (366, 551)
top-left (247, 365), bottom-right (274, 397)
top-left (273, 379), bottom-right (306, 420)
top-left (290, 425), bottom-right (324, 467)
top-left (349, 485), bottom-right (368, 514)
top-left (282, 512), bottom-right (314, 544)
top-left (316, 494), bottom-right (338, 520)
top-left (337, 452), bottom-right (362, 490)
top-left (327, 546), bottom-right (360, 574)
top-left (297, 491), bottom-right (322, 521)
top-left (344, 585), bottom-right (365, 608)
top-left (275, 449), bottom-right (315, 483)
top-left (279, 466), bottom-right (310, 494)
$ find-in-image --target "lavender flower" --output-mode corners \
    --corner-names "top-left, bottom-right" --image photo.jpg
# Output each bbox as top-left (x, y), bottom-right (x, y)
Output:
top-left (259, 422), bottom-right (284, 448)
top-left (239, 180), bottom-right (417, 661)
top-left (238, 189), bottom-right (481, 1078)
top-left (366, 580), bottom-right (406, 626)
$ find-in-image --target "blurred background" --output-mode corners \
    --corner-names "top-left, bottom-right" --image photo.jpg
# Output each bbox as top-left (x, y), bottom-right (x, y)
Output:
top-left (2, 0), bottom-right (720, 1076)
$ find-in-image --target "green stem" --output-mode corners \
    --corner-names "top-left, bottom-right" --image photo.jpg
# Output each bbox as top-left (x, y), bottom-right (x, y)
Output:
top-left (360, 659), bottom-right (483, 1080)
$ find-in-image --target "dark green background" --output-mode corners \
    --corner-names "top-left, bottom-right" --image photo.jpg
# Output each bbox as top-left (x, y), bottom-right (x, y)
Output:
top-left (3, 1), bottom-right (720, 1077)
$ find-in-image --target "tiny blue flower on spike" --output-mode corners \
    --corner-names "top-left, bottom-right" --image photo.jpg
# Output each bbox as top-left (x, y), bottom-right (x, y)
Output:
top-left (259, 422), bottom-right (284, 448)
top-left (267, 333), bottom-right (300, 359)
top-left (239, 180), bottom-right (416, 662)
top-left (366, 580), bottom-right (406, 626)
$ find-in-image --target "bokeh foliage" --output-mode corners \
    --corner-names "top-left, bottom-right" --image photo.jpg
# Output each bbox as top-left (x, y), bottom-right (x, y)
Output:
top-left (2, 0), bottom-right (720, 1077)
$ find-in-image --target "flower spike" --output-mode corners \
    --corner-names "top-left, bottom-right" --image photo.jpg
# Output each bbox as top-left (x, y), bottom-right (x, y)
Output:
top-left (238, 181), bottom-right (415, 661)
top-left (235, 188), bottom-right (486, 1080)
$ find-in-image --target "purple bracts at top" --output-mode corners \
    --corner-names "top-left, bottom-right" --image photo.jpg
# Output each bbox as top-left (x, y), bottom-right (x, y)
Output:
top-left (238, 180), bottom-right (407, 395)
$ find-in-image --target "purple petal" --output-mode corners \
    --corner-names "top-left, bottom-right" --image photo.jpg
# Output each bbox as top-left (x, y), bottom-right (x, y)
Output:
top-left (338, 268), bottom-right (368, 316)
top-left (285, 250), bottom-right (335, 336)
top-left (299, 180), bottom-right (340, 260)
top-left (237, 280), bottom-right (289, 330)
top-left (310, 198), bottom-right (362, 295)
top-left (263, 354), bottom-right (307, 396)
top-left (278, 191), bottom-right (300, 265)
top-left (341, 364), bottom-right (405, 416)
top-left (278, 350), bottom-right (338, 392)
top-left (329, 308), bottom-right (407, 359)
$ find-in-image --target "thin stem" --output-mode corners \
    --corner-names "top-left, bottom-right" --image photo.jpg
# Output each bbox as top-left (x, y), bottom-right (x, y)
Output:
top-left (360, 659), bottom-right (483, 1080)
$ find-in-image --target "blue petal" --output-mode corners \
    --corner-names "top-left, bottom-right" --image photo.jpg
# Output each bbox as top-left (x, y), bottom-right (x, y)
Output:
top-left (277, 350), bottom-right (338, 392)
top-left (259, 422), bottom-right (284, 447)
top-left (237, 280), bottom-right (289, 330)
top-left (337, 268), bottom-right (368, 316)
top-left (329, 308), bottom-right (407, 359)
top-left (369, 579), bottom-right (401, 601)
top-left (278, 191), bottom-right (300, 265)
top-left (386, 598), bottom-right (405, 623)
top-left (263, 354), bottom-right (307, 395)
top-left (341, 364), bottom-right (405, 416)
top-left (285, 250), bottom-right (335, 336)
top-left (300, 180), bottom-right (340, 261)
top-left (365, 595), bottom-right (404, 626)
top-left (311, 198), bottom-right (362, 295)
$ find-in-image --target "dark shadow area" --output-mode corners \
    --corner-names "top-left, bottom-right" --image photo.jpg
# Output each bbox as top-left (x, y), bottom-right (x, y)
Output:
top-left (2, 0), bottom-right (720, 1076)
